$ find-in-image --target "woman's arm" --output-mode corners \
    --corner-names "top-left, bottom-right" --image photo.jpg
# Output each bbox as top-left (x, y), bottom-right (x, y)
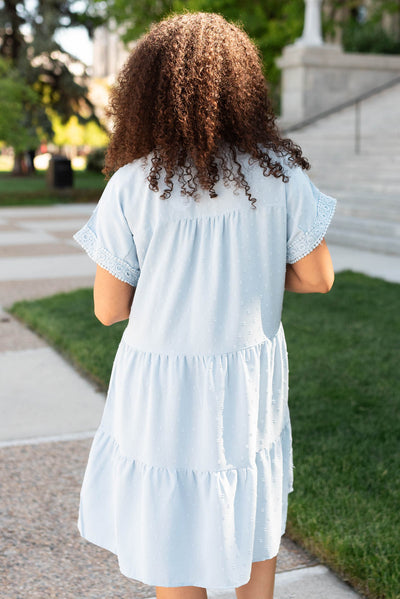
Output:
top-left (285, 238), bottom-right (334, 294)
top-left (93, 265), bottom-right (136, 326)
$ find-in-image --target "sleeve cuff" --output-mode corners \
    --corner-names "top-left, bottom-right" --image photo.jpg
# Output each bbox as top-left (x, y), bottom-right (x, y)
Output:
top-left (73, 225), bottom-right (140, 286)
top-left (286, 193), bottom-right (337, 264)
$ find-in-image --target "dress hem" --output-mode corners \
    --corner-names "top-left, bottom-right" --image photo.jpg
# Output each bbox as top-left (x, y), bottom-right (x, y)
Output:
top-left (77, 421), bottom-right (293, 589)
top-left (77, 520), bottom-right (287, 590)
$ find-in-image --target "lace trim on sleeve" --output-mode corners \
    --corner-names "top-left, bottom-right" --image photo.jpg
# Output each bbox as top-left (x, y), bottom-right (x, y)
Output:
top-left (73, 225), bottom-right (140, 286)
top-left (286, 193), bottom-right (337, 264)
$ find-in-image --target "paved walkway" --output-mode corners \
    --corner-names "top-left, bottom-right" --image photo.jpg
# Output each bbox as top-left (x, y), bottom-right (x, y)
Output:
top-left (1, 203), bottom-right (386, 598)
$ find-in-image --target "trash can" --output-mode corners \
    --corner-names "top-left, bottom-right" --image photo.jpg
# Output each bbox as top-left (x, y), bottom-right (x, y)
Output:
top-left (47, 155), bottom-right (73, 189)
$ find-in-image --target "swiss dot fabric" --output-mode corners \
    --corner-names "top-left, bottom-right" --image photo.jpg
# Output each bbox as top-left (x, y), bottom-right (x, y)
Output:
top-left (74, 174), bottom-right (141, 286)
top-left (73, 151), bottom-right (336, 589)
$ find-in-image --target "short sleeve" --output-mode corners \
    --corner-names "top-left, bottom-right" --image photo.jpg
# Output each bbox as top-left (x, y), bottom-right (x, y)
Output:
top-left (73, 170), bottom-right (140, 286)
top-left (285, 166), bottom-right (337, 264)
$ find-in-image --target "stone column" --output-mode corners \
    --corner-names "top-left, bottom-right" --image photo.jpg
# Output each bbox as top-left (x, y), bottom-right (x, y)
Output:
top-left (295, 0), bottom-right (324, 47)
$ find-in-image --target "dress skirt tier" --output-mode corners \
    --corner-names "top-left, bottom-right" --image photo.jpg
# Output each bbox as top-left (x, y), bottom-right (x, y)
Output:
top-left (77, 323), bottom-right (293, 589)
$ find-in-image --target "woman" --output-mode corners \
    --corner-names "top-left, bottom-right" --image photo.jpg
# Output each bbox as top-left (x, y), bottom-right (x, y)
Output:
top-left (73, 12), bottom-right (336, 599)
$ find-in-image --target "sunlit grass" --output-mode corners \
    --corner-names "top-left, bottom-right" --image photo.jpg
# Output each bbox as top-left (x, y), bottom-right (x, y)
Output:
top-left (0, 169), bottom-right (105, 205)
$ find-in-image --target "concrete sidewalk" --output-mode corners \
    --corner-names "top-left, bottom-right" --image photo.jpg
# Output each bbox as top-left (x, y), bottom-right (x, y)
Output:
top-left (209, 566), bottom-right (363, 599)
top-left (1, 203), bottom-right (385, 598)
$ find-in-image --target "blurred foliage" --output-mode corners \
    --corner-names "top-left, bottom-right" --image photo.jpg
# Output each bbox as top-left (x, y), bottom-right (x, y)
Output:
top-left (52, 114), bottom-right (109, 149)
top-left (0, 58), bottom-right (45, 153)
top-left (0, 0), bottom-right (106, 170)
top-left (324, 0), bottom-right (400, 52)
top-left (342, 19), bottom-right (400, 53)
top-left (86, 147), bottom-right (107, 173)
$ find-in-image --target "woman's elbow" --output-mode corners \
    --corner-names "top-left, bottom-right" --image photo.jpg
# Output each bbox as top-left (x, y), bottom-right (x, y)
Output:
top-left (94, 308), bottom-right (115, 326)
top-left (318, 271), bottom-right (335, 293)
top-left (300, 270), bottom-right (335, 294)
top-left (93, 267), bottom-right (135, 325)
top-left (94, 305), bottom-right (128, 326)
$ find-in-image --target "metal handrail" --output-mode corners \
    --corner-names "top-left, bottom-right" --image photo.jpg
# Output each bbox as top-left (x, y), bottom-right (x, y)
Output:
top-left (281, 73), bottom-right (400, 153)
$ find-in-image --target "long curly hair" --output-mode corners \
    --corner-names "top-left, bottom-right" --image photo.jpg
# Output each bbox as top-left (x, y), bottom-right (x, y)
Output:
top-left (104, 11), bottom-right (310, 207)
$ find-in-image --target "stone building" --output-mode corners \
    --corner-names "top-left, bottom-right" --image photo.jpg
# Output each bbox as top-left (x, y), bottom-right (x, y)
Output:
top-left (89, 23), bottom-right (136, 123)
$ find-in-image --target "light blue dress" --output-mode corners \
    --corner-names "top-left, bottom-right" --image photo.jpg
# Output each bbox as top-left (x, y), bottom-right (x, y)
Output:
top-left (73, 151), bottom-right (336, 589)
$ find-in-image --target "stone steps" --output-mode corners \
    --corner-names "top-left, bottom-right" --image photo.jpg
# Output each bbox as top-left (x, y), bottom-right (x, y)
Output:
top-left (327, 214), bottom-right (400, 254)
top-left (288, 82), bottom-right (400, 255)
top-left (334, 202), bottom-right (400, 223)
top-left (331, 214), bottom-right (400, 237)
top-left (327, 228), bottom-right (399, 255)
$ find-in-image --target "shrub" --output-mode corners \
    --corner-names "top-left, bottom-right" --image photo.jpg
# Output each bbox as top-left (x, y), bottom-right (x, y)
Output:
top-left (342, 21), bottom-right (400, 54)
top-left (86, 147), bottom-right (106, 173)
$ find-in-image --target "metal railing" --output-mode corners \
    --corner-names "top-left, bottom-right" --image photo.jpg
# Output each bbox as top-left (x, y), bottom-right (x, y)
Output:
top-left (281, 74), bottom-right (400, 154)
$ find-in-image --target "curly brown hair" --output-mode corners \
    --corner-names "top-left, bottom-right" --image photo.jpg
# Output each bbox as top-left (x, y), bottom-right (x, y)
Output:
top-left (104, 11), bottom-right (310, 207)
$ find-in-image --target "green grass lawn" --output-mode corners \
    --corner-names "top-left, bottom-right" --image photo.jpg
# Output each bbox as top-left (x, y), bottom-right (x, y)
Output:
top-left (0, 170), bottom-right (105, 205)
top-left (9, 271), bottom-right (400, 599)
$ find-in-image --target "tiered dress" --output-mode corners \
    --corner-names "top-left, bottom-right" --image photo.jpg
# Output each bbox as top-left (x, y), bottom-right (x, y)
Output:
top-left (73, 151), bottom-right (336, 589)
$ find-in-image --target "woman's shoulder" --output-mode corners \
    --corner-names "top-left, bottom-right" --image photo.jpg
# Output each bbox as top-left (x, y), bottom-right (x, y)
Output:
top-left (235, 147), bottom-right (300, 179)
top-left (109, 157), bottom-right (150, 185)
top-left (231, 148), bottom-right (302, 200)
top-left (101, 158), bottom-right (152, 209)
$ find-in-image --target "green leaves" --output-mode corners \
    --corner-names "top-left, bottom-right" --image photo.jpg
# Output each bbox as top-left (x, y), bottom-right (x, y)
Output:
top-left (0, 0), bottom-right (105, 158)
top-left (0, 58), bottom-right (45, 153)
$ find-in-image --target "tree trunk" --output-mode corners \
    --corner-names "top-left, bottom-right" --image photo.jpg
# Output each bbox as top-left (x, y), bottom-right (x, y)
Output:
top-left (12, 152), bottom-right (29, 175)
top-left (27, 149), bottom-right (37, 173)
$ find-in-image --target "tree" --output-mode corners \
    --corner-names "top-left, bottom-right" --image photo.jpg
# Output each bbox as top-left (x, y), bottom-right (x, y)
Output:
top-left (324, 0), bottom-right (400, 53)
top-left (0, 0), bottom-right (105, 173)
top-left (51, 113), bottom-right (109, 155)
top-left (0, 57), bottom-right (46, 171)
